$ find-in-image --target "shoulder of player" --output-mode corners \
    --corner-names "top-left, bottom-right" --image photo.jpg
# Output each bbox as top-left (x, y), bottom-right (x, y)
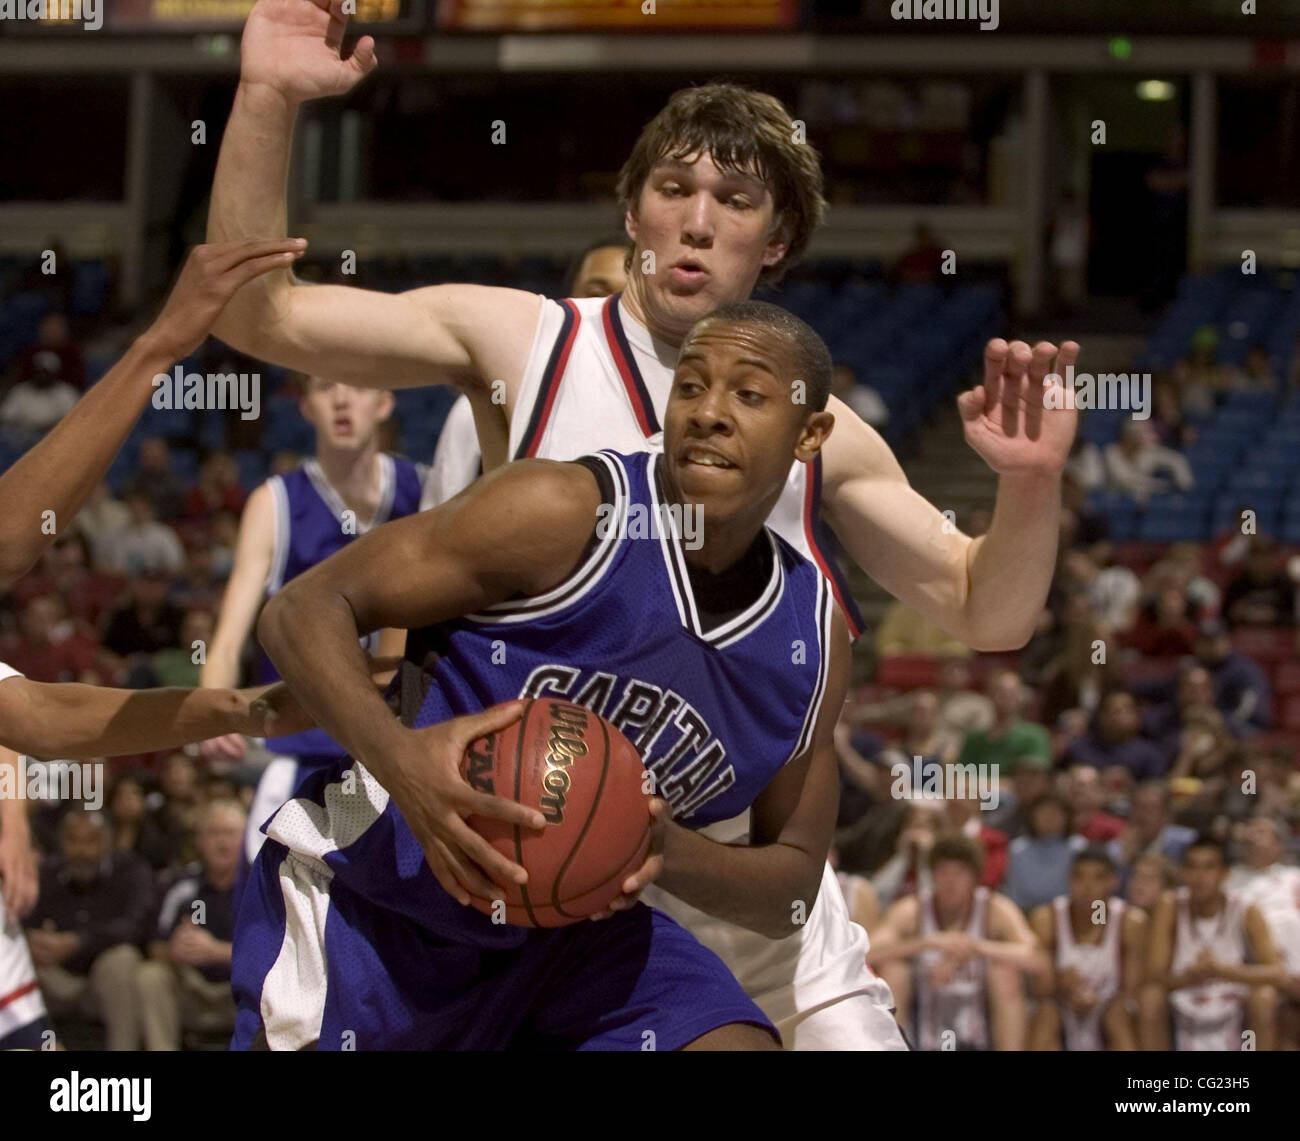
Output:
top-left (467, 459), bottom-right (602, 546)
top-left (1028, 901), bottom-right (1056, 944)
top-left (818, 394), bottom-right (903, 494)
top-left (886, 892), bottom-right (922, 932)
top-left (987, 890), bottom-right (1032, 936)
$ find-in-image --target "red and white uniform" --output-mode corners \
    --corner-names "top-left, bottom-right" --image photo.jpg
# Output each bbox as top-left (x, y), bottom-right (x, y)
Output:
top-left (1227, 862), bottom-right (1300, 974)
top-left (0, 662), bottom-right (49, 1045)
top-left (1052, 895), bottom-right (1125, 1051)
top-left (1170, 887), bottom-right (1250, 1051)
top-left (915, 885), bottom-right (990, 1051)
top-left (502, 292), bottom-right (900, 1050)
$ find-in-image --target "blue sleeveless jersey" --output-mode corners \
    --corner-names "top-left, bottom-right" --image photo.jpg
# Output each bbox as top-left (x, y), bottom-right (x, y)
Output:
top-left (269, 450), bottom-right (837, 949)
top-left (260, 454), bottom-right (425, 757)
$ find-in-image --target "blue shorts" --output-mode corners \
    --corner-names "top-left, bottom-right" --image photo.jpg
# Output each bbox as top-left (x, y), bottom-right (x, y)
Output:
top-left (232, 840), bottom-right (776, 1051)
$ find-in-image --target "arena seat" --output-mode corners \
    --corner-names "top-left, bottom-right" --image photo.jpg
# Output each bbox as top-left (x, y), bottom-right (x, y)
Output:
top-left (874, 654), bottom-right (939, 689)
top-left (1231, 626), bottom-right (1295, 662)
top-left (1272, 659), bottom-right (1300, 696)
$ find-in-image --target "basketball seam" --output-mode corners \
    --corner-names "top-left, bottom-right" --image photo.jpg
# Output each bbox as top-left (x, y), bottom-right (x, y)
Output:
top-left (514, 701), bottom-right (540, 928)
top-left (551, 715), bottom-right (611, 918)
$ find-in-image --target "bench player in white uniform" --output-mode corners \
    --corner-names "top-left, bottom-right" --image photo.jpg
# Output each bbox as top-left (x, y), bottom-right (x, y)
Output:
top-left (1144, 836), bottom-right (1285, 1051)
top-left (207, 1), bottom-right (1082, 1048)
top-left (1029, 847), bottom-right (1146, 1050)
top-left (868, 832), bottom-right (1047, 1050)
top-left (0, 239), bottom-right (318, 1049)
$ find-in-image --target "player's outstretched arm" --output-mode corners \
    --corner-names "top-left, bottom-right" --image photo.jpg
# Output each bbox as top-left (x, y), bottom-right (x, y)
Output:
top-left (209, 1), bottom-right (540, 397)
top-left (644, 613), bottom-right (851, 940)
top-left (822, 339), bottom-right (1078, 652)
top-left (0, 673), bottom-right (314, 761)
top-left (255, 459), bottom-right (604, 903)
top-left (0, 240), bottom-right (304, 591)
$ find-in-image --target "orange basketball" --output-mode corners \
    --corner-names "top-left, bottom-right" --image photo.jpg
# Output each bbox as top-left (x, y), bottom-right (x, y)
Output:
top-left (459, 698), bottom-right (652, 927)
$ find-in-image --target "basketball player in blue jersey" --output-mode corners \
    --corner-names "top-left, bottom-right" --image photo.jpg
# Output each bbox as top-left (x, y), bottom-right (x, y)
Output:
top-left (198, 375), bottom-right (424, 869)
top-left (0, 238), bottom-right (321, 1049)
top-left (208, 0), bottom-right (1079, 1048)
top-left (232, 302), bottom-right (858, 1050)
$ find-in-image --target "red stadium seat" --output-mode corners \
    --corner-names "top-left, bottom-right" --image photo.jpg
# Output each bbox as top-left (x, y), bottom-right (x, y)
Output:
top-left (1280, 694), bottom-right (1300, 731)
top-left (1232, 627), bottom-right (1295, 663)
top-left (1273, 660), bottom-right (1300, 696)
top-left (875, 655), bottom-right (939, 690)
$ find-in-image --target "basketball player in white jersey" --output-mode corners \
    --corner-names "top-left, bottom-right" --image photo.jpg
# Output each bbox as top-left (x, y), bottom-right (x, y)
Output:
top-left (206, 1), bottom-right (1080, 1048)
top-left (0, 238), bottom-right (316, 1048)
top-left (1028, 847), bottom-right (1146, 1050)
top-left (868, 832), bottom-right (1047, 1050)
top-left (421, 237), bottom-right (632, 511)
top-left (1143, 836), bottom-right (1284, 1051)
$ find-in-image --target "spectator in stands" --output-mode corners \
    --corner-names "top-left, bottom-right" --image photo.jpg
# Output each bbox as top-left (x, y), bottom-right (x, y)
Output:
top-left (1144, 542), bottom-right (1221, 618)
top-left (135, 800), bottom-right (243, 1050)
top-left (935, 653), bottom-right (994, 736)
top-left (1125, 850), bottom-right (1178, 913)
top-left (874, 599), bottom-right (970, 658)
top-left (1066, 763), bottom-right (1126, 845)
top-left (1167, 706), bottom-right (1234, 786)
top-left (0, 352), bottom-right (79, 441)
top-left (1037, 592), bottom-right (1120, 725)
top-left (879, 690), bottom-right (961, 776)
top-left (73, 482), bottom-right (132, 570)
top-left (830, 362), bottom-right (889, 429)
top-left (1005, 793), bottom-right (1077, 913)
top-left (145, 607), bottom-right (215, 689)
top-left (1060, 549), bottom-right (1141, 635)
top-left (941, 796), bottom-right (1009, 889)
top-left (1170, 353), bottom-right (1217, 421)
top-left (1222, 535), bottom-right (1296, 629)
top-left (107, 772), bottom-right (183, 877)
top-left (14, 312), bottom-right (85, 391)
top-left (895, 222), bottom-right (945, 284)
top-left (1149, 374), bottom-right (1196, 450)
top-left (1142, 662), bottom-right (1246, 768)
top-left (25, 812), bottom-right (155, 1050)
top-left (169, 538), bottom-right (225, 612)
top-left (1065, 436), bottom-right (1106, 494)
top-left (1226, 815), bottom-right (1300, 973)
top-left (10, 533), bottom-right (121, 628)
top-left (1213, 506), bottom-right (1257, 570)
top-left (1219, 744), bottom-right (1293, 823)
top-left (1103, 418), bottom-right (1193, 504)
top-left (100, 492), bottom-right (186, 578)
top-left (5, 594), bottom-right (99, 684)
top-left (101, 572), bottom-right (185, 668)
top-left (1225, 346), bottom-right (1279, 393)
top-left (1112, 782), bottom-right (1197, 885)
top-left (986, 753), bottom-right (1053, 840)
top-left (151, 752), bottom-right (201, 872)
top-left (122, 438), bottom-right (187, 523)
top-left (182, 451), bottom-right (246, 524)
top-left (868, 800), bottom-right (944, 910)
top-left (956, 669), bottom-right (1051, 777)
top-left (1192, 618), bottom-right (1273, 732)
top-left (1124, 583), bottom-right (1198, 657)
top-left (833, 715), bottom-right (888, 830)
top-left (1064, 690), bottom-right (1168, 781)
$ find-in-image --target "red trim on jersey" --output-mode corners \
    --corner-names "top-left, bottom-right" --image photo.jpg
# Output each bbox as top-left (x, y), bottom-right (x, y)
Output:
top-left (0, 980), bottom-right (37, 1012)
top-left (802, 464), bottom-right (864, 640)
top-left (601, 296), bottom-right (657, 438)
top-left (522, 300), bottom-right (581, 459)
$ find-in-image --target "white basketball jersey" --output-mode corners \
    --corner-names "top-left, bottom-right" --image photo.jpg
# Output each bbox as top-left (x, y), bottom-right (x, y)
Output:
top-left (421, 395), bottom-right (482, 510)
top-left (915, 886), bottom-right (990, 1051)
top-left (1053, 895), bottom-right (1125, 1051)
top-left (1170, 888), bottom-right (1249, 1051)
top-left (511, 293), bottom-right (897, 1045)
top-left (1226, 862), bottom-right (1300, 974)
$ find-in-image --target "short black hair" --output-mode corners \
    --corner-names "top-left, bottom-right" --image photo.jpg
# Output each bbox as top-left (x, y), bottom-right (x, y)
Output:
top-left (1072, 845), bottom-right (1116, 874)
top-left (564, 235), bottom-right (632, 296)
top-left (1184, 834), bottom-right (1227, 865)
top-left (685, 300), bottom-right (833, 411)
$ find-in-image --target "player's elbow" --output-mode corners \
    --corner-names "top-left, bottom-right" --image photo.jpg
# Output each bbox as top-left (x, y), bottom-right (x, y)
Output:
top-left (764, 864), bottom-right (824, 941)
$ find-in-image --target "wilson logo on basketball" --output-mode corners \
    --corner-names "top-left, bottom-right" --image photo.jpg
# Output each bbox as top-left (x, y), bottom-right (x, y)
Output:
top-left (538, 703), bottom-right (590, 824)
top-left (464, 734), bottom-right (496, 795)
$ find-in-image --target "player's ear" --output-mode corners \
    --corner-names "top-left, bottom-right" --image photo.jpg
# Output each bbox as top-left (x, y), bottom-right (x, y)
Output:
top-left (376, 391), bottom-right (395, 422)
top-left (762, 216), bottom-right (791, 268)
top-left (793, 409), bottom-right (834, 464)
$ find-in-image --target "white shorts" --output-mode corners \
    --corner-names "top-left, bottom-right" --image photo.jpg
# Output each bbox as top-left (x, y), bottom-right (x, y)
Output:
top-left (244, 755), bottom-right (302, 868)
top-left (0, 910), bottom-right (47, 1044)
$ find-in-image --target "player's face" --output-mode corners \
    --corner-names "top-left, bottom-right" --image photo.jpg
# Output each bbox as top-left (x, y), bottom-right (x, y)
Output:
top-left (1182, 848), bottom-right (1226, 903)
top-left (1069, 860), bottom-right (1115, 907)
top-left (663, 321), bottom-right (831, 530)
top-left (572, 245), bottom-right (629, 298)
top-left (932, 860), bottom-right (977, 912)
top-left (625, 152), bottom-right (786, 341)
top-left (299, 377), bottom-right (394, 450)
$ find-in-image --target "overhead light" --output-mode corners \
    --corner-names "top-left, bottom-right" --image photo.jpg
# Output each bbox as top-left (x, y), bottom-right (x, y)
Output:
top-left (1136, 80), bottom-right (1177, 102)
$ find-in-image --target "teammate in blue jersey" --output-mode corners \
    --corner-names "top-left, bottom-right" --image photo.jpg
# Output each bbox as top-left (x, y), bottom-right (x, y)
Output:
top-left (236, 301), bottom-right (850, 1050)
top-left (199, 375), bottom-right (426, 868)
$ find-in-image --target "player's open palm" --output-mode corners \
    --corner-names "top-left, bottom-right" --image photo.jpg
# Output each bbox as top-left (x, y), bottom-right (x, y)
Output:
top-left (386, 701), bottom-right (547, 907)
top-left (150, 239), bottom-right (307, 361)
top-left (958, 338), bottom-right (1081, 478)
top-left (242, 0), bottom-right (377, 102)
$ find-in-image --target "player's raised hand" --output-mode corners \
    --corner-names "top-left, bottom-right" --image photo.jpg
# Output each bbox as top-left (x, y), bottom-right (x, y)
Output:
top-left (145, 239), bottom-right (308, 362)
top-left (957, 338), bottom-right (1081, 478)
top-left (588, 797), bottom-right (669, 921)
top-left (387, 701), bottom-right (547, 907)
top-left (240, 0), bottom-right (378, 103)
